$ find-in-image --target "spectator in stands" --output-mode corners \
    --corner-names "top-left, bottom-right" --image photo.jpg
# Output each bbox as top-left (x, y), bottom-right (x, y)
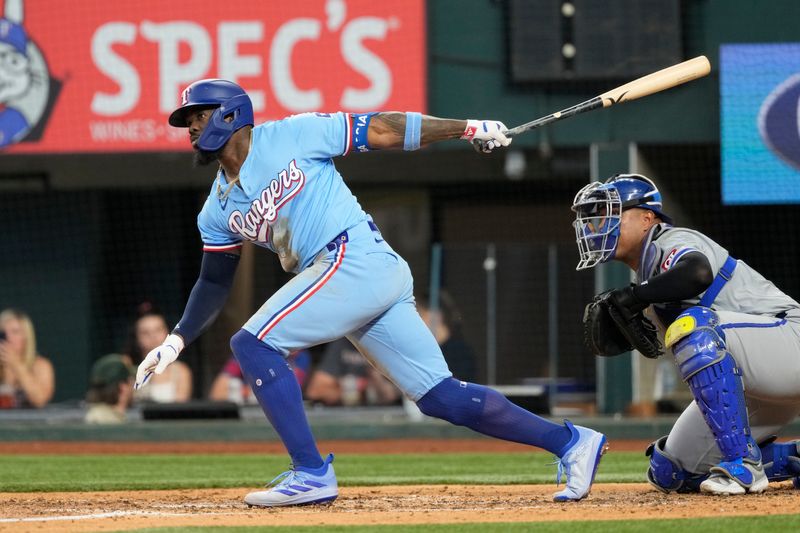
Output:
top-left (305, 339), bottom-right (401, 406)
top-left (209, 350), bottom-right (311, 405)
top-left (416, 291), bottom-right (476, 382)
top-left (124, 306), bottom-right (192, 403)
top-left (85, 354), bottom-right (135, 424)
top-left (0, 309), bottom-right (54, 408)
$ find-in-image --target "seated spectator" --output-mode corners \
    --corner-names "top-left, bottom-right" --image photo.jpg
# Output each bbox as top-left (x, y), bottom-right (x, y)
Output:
top-left (85, 354), bottom-right (134, 424)
top-left (0, 309), bottom-right (54, 408)
top-left (209, 350), bottom-right (311, 405)
top-left (305, 339), bottom-right (401, 406)
top-left (416, 291), bottom-right (476, 382)
top-left (124, 306), bottom-right (192, 403)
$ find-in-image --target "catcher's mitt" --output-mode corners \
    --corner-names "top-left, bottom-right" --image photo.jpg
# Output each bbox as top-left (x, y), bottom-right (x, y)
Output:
top-left (584, 288), bottom-right (663, 359)
top-left (583, 292), bottom-right (633, 357)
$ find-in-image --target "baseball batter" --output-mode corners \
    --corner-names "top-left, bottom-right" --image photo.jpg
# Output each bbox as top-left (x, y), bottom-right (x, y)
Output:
top-left (134, 79), bottom-right (608, 507)
top-left (573, 173), bottom-right (800, 495)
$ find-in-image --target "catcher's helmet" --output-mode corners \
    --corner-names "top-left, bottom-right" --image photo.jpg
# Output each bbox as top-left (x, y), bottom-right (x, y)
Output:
top-left (603, 174), bottom-right (672, 224)
top-left (168, 79), bottom-right (254, 152)
top-left (571, 174), bottom-right (672, 270)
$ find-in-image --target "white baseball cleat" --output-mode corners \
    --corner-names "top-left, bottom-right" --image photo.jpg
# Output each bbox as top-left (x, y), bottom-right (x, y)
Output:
top-left (245, 453), bottom-right (338, 507)
top-left (700, 457), bottom-right (767, 495)
top-left (553, 421), bottom-right (609, 502)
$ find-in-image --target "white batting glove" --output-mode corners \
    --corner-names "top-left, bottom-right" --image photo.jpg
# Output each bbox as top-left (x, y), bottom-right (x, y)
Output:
top-left (461, 120), bottom-right (512, 153)
top-left (134, 334), bottom-right (185, 390)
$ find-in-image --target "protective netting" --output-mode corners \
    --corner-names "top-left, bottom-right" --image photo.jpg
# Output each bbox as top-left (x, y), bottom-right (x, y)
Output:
top-left (2, 0), bottom-right (798, 413)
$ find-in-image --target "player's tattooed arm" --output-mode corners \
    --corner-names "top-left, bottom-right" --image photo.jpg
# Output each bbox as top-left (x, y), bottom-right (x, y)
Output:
top-left (368, 112), bottom-right (466, 150)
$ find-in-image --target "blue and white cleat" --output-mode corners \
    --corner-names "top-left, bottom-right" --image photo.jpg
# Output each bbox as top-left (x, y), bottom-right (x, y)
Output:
top-left (553, 421), bottom-right (609, 502)
top-left (700, 439), bottom-right (768, 496)
top-left (244, 453), bottom-right (338, 507)
top-left (700, 457), bottom-right (767, 496)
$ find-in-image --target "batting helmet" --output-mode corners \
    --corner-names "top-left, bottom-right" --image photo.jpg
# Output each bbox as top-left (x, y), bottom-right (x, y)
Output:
top-left (168, 79), bottom-right (254, 152)
top-left (571, 173), bottom-right (672, 270)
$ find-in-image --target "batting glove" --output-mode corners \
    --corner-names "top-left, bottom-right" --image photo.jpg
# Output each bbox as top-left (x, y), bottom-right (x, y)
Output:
top-left (134, 334), bottom-right (184, 390)
top-left (461, 120), bottom-right (512, 153)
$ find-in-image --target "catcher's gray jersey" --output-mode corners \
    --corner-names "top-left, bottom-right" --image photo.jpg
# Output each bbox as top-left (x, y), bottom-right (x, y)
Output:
top-left (637, 224), bottom-right (800, 474)
top-left (636, 224), bottom-right (800, 330)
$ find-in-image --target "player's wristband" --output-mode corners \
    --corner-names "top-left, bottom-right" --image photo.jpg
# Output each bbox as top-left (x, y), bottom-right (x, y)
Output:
top-left (403, 112), bottom-right (422, 151)
top-left (351, 113), bottom-right (374, 152)
top-left (460, 119), bottom-right (481, 141)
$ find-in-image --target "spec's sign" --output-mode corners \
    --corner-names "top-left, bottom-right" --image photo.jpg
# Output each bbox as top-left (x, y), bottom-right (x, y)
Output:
top-left (721, 43), bottom-right (800, 204)
top-left (0, 0), bottom-right (425, 153)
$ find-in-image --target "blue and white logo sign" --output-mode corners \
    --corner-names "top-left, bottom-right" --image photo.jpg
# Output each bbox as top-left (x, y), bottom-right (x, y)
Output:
top-left (758, 73), bottom-right (800, 171)
top-left (721, 43), bottom-right (800, 204)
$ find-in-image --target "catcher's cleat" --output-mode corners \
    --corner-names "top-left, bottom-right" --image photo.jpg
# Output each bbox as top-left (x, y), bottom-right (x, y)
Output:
top-left (244, 453), bottom-right (338, 507)
top-left (553, 421), bottom-right (609, 502)
top-left (700, 457), bottom-right (767, 496)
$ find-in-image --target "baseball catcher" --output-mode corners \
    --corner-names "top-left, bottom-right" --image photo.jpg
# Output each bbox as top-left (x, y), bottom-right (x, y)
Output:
top-left (573, 173), bottom-right (800, 495)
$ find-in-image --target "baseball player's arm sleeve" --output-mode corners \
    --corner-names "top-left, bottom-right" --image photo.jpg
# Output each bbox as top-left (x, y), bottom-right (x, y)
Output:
top-left (172, 251), bottom-right (240, 345)
top-left (634, 252), bottom-right (714, 304)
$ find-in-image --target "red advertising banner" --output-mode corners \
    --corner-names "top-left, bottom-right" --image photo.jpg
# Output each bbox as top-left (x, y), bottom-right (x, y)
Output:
top-left (0, 0), bottom-right (426, 153)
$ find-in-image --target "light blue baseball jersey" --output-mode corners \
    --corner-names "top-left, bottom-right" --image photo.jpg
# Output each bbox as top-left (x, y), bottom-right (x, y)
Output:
top-left (196, 111), bottom-right (452, 399)
top-left (197, 112), bottom-right (367, 273)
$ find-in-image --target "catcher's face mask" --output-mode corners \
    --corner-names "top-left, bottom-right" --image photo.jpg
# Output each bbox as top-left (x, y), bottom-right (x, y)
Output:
top-left (571, 182), bottom-right (622, 270)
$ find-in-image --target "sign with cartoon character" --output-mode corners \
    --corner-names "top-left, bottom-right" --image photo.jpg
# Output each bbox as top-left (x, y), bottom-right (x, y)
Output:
top-left (1, 0), bottom-right (425, 153)
top-left (0, 0), bottom-right (59, 149)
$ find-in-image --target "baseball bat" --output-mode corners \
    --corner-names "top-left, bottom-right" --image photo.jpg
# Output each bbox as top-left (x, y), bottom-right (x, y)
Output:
top-left (505, 55), bottom-right (711, 137)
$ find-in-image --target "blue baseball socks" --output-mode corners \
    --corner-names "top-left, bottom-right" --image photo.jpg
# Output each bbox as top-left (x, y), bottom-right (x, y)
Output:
top-left (416, 377), bottom-right (574, 455)
top-left (230, 330), bottom-right (324, 469)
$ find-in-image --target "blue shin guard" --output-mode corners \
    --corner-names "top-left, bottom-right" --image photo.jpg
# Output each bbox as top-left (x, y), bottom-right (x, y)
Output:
top-left (666, 307), bottom-right (751, 462)
top-left (230, 330), bottom-right (323, 469)
top-left (667, 309), bottom-right (767, 493)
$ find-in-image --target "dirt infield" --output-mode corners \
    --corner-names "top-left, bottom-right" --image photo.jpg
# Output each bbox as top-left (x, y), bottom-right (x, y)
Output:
top-left (3, 440), bottom-right (800, 531)
top-left (3, 483), bottom-right (800, 532)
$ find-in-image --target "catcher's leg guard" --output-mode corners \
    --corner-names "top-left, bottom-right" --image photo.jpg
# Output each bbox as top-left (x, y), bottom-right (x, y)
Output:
top-left (665, 307), bottom-right (751, 462)
top-left (760, 435), bottom-right (800, 483)
top-left (645, 436), bottom-right (707, 493)
top-left (666, 307), bottom-right (767, 494)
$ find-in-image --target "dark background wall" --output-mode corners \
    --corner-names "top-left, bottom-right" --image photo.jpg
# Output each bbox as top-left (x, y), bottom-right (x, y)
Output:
top-left (2, 0), bottom-right (799, 401)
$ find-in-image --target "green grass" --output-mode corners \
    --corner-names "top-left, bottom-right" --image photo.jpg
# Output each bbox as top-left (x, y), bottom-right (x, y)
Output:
top-left (127, 515), bottom-right (800, 532)
top-left (4, 453), bottom-right (798, 531)
top-left (0, 451), bottom-right (647, 492)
